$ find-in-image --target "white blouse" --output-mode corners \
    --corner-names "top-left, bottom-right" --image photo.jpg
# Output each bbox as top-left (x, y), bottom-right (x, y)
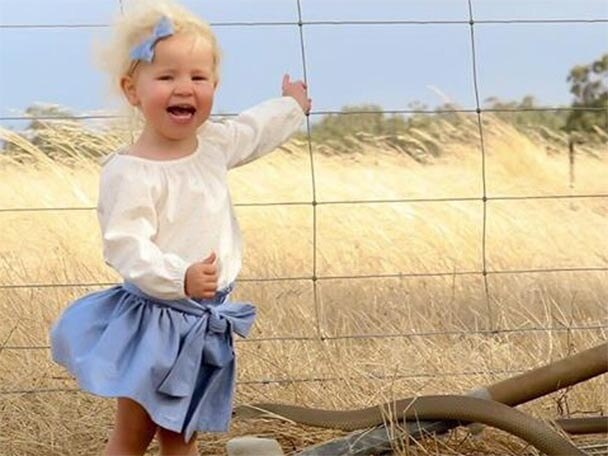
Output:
top-left (97, 96), bottom-right (306, 300)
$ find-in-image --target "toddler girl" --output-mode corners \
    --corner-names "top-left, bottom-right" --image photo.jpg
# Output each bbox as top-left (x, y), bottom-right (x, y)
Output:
top-left (50, 1), bottom-right (310, 454)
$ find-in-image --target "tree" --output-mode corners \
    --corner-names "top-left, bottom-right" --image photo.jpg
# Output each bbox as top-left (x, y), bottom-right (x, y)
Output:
top-left (483, 95), bottom-right (568, 131)
top-left (565, 53), bottom-right (608, 136)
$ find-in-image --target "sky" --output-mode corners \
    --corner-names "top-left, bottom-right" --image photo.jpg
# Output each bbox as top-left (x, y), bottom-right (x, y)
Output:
top-left (0, 0), bottom-right (607, 131)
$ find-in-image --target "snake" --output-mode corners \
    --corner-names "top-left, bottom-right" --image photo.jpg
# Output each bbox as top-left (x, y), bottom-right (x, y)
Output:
top-left (234, 394), bottom-right (586, 456)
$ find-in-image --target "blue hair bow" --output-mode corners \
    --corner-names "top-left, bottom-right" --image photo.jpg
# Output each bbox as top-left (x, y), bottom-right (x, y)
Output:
top-left (130, 16), bottom-right (174, 63)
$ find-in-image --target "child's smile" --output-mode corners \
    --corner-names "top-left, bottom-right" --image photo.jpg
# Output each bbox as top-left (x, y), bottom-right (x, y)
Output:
top-left (167, 102), bottom-right (197, 124)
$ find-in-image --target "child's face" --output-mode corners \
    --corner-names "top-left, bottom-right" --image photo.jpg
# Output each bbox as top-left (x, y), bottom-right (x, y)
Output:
top-left (123, 33), bottom-right (217, 142)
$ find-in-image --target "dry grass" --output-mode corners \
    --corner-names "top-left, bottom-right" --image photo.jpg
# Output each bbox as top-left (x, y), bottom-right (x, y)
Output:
top-left (0, 114), bottom-right (606, 455)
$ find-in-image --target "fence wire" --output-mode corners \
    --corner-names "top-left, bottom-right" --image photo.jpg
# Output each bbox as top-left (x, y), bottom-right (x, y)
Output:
top-left (0, 0), bottom-right (607, 396)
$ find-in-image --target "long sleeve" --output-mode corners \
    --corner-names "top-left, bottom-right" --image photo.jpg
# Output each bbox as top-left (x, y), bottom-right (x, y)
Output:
top-left (97, 161), bottom-right (190, 300)
top-left (213, 96), bottom-right (306, 169)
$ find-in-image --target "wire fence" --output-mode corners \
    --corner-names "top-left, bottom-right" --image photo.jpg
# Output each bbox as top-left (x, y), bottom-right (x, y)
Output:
top-left (0, 0), bottom-right (607, 396)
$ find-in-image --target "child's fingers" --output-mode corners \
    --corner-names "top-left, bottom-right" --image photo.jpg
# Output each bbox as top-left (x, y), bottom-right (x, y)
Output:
top-left (205, 272), bottom-right (218, 285)
top-left (202, 251), bottom-right (216, 264)
top-left (202, 279), bottom-right (219, 298)
top-left (289, 80), bottom-right (306, 91)
top-left (194, 258), bottom-right (217, 276)
top-left (203, 281), bottom-right (218, 291)
top-left (201, 263), bottom-right (217, 276)
top-left (282, 74), bottom-right (290, 89)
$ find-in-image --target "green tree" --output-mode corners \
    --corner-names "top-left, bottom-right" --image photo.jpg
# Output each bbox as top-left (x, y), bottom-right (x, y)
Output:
top-left (565, 53), bottom-right (608, 135)
top-left (483, 95), bottom-right (568, 131)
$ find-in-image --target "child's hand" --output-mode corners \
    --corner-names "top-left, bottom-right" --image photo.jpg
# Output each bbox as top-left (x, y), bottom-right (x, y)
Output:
top-left (184, 252), bottom-right (218, 299)
top-left (282, 74), bottom-right (311, 114)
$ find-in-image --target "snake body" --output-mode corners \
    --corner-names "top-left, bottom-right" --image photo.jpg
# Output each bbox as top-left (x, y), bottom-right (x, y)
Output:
top-left (234, 394), bottom-right (585, 456)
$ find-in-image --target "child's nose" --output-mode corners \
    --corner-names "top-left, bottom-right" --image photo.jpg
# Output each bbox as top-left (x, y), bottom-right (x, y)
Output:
top-left (174, 79), bottom-right (194, 95)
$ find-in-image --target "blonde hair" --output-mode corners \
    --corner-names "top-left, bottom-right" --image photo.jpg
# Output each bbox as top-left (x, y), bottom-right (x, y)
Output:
top-left (96, 0), bottom-right (221, 102)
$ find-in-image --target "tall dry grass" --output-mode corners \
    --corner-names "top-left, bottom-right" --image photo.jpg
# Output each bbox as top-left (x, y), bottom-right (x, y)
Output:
top-left (0, 114), bottom-right (606, 455)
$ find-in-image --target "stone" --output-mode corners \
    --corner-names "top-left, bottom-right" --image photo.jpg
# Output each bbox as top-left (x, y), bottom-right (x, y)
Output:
top-left (226, 436), bottom-right (284, 456)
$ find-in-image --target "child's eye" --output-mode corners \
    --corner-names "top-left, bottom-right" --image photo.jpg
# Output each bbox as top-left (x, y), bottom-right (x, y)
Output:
top-left (192, 76), bottom-right (208, 81)
top-left (158, 75), bottom-right (173, 81)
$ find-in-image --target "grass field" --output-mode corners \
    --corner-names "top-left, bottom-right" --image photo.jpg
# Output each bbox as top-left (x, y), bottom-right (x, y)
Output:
top-left (0, 114), bottom-right (606, 455)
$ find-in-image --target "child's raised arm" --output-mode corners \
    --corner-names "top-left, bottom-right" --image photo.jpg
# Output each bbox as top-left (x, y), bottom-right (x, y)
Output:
top-left (210, 74), bottom-right (310, 169)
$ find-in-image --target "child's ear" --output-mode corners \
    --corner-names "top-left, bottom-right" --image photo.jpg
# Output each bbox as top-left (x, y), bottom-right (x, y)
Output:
top-left (120, 75), bottom-right (139, 107)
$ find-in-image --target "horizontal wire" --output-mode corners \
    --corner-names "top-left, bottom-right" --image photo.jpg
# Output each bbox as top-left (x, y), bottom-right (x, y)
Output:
top-left (2, 106), bottom-right (606, 122)
top-left (473, 18), bottom-right (608, 24)
top-left (2, 267), bottom-right (608, 291)
top-left (239, 367), bottom-right (523, 385)
top-left (0, 365), bottom-right (584, 395)
top-left (0, 21), bottom-right (295, 29)
top-left (0, 114), bottom-right (120, 121)
top-left (1, 18), bottom-right (607, 30)
top-left (2, 268), bottom-right (608, 290)
top-left (487, 266), bottom-right (608, 275)
top-left (2, 193), bottom-right (607, 213)
top-left (304, 19), bottom-right (608, 25)
top-left (3, 324), bottom-right (605, 351)
top-left (315, 194), bottom-right (608, 205)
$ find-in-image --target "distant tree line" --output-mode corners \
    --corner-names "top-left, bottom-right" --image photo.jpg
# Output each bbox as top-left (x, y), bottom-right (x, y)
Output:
top-left (2, 54), bottom-right (606, 160)
top-left (308, 53), bottom-right (607, 144)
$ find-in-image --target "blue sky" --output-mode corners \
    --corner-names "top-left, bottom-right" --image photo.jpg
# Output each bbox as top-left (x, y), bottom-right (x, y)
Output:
top-left (0, 0), bottom-right (607, 130)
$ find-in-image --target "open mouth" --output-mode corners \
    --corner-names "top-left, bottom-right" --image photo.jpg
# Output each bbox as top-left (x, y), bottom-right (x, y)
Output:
top-left (166, 104), bottom-right (197, 120)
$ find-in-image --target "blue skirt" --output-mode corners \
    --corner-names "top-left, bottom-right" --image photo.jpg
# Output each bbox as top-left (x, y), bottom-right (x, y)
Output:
top-left (50, 282), bottom-right (256, 442)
